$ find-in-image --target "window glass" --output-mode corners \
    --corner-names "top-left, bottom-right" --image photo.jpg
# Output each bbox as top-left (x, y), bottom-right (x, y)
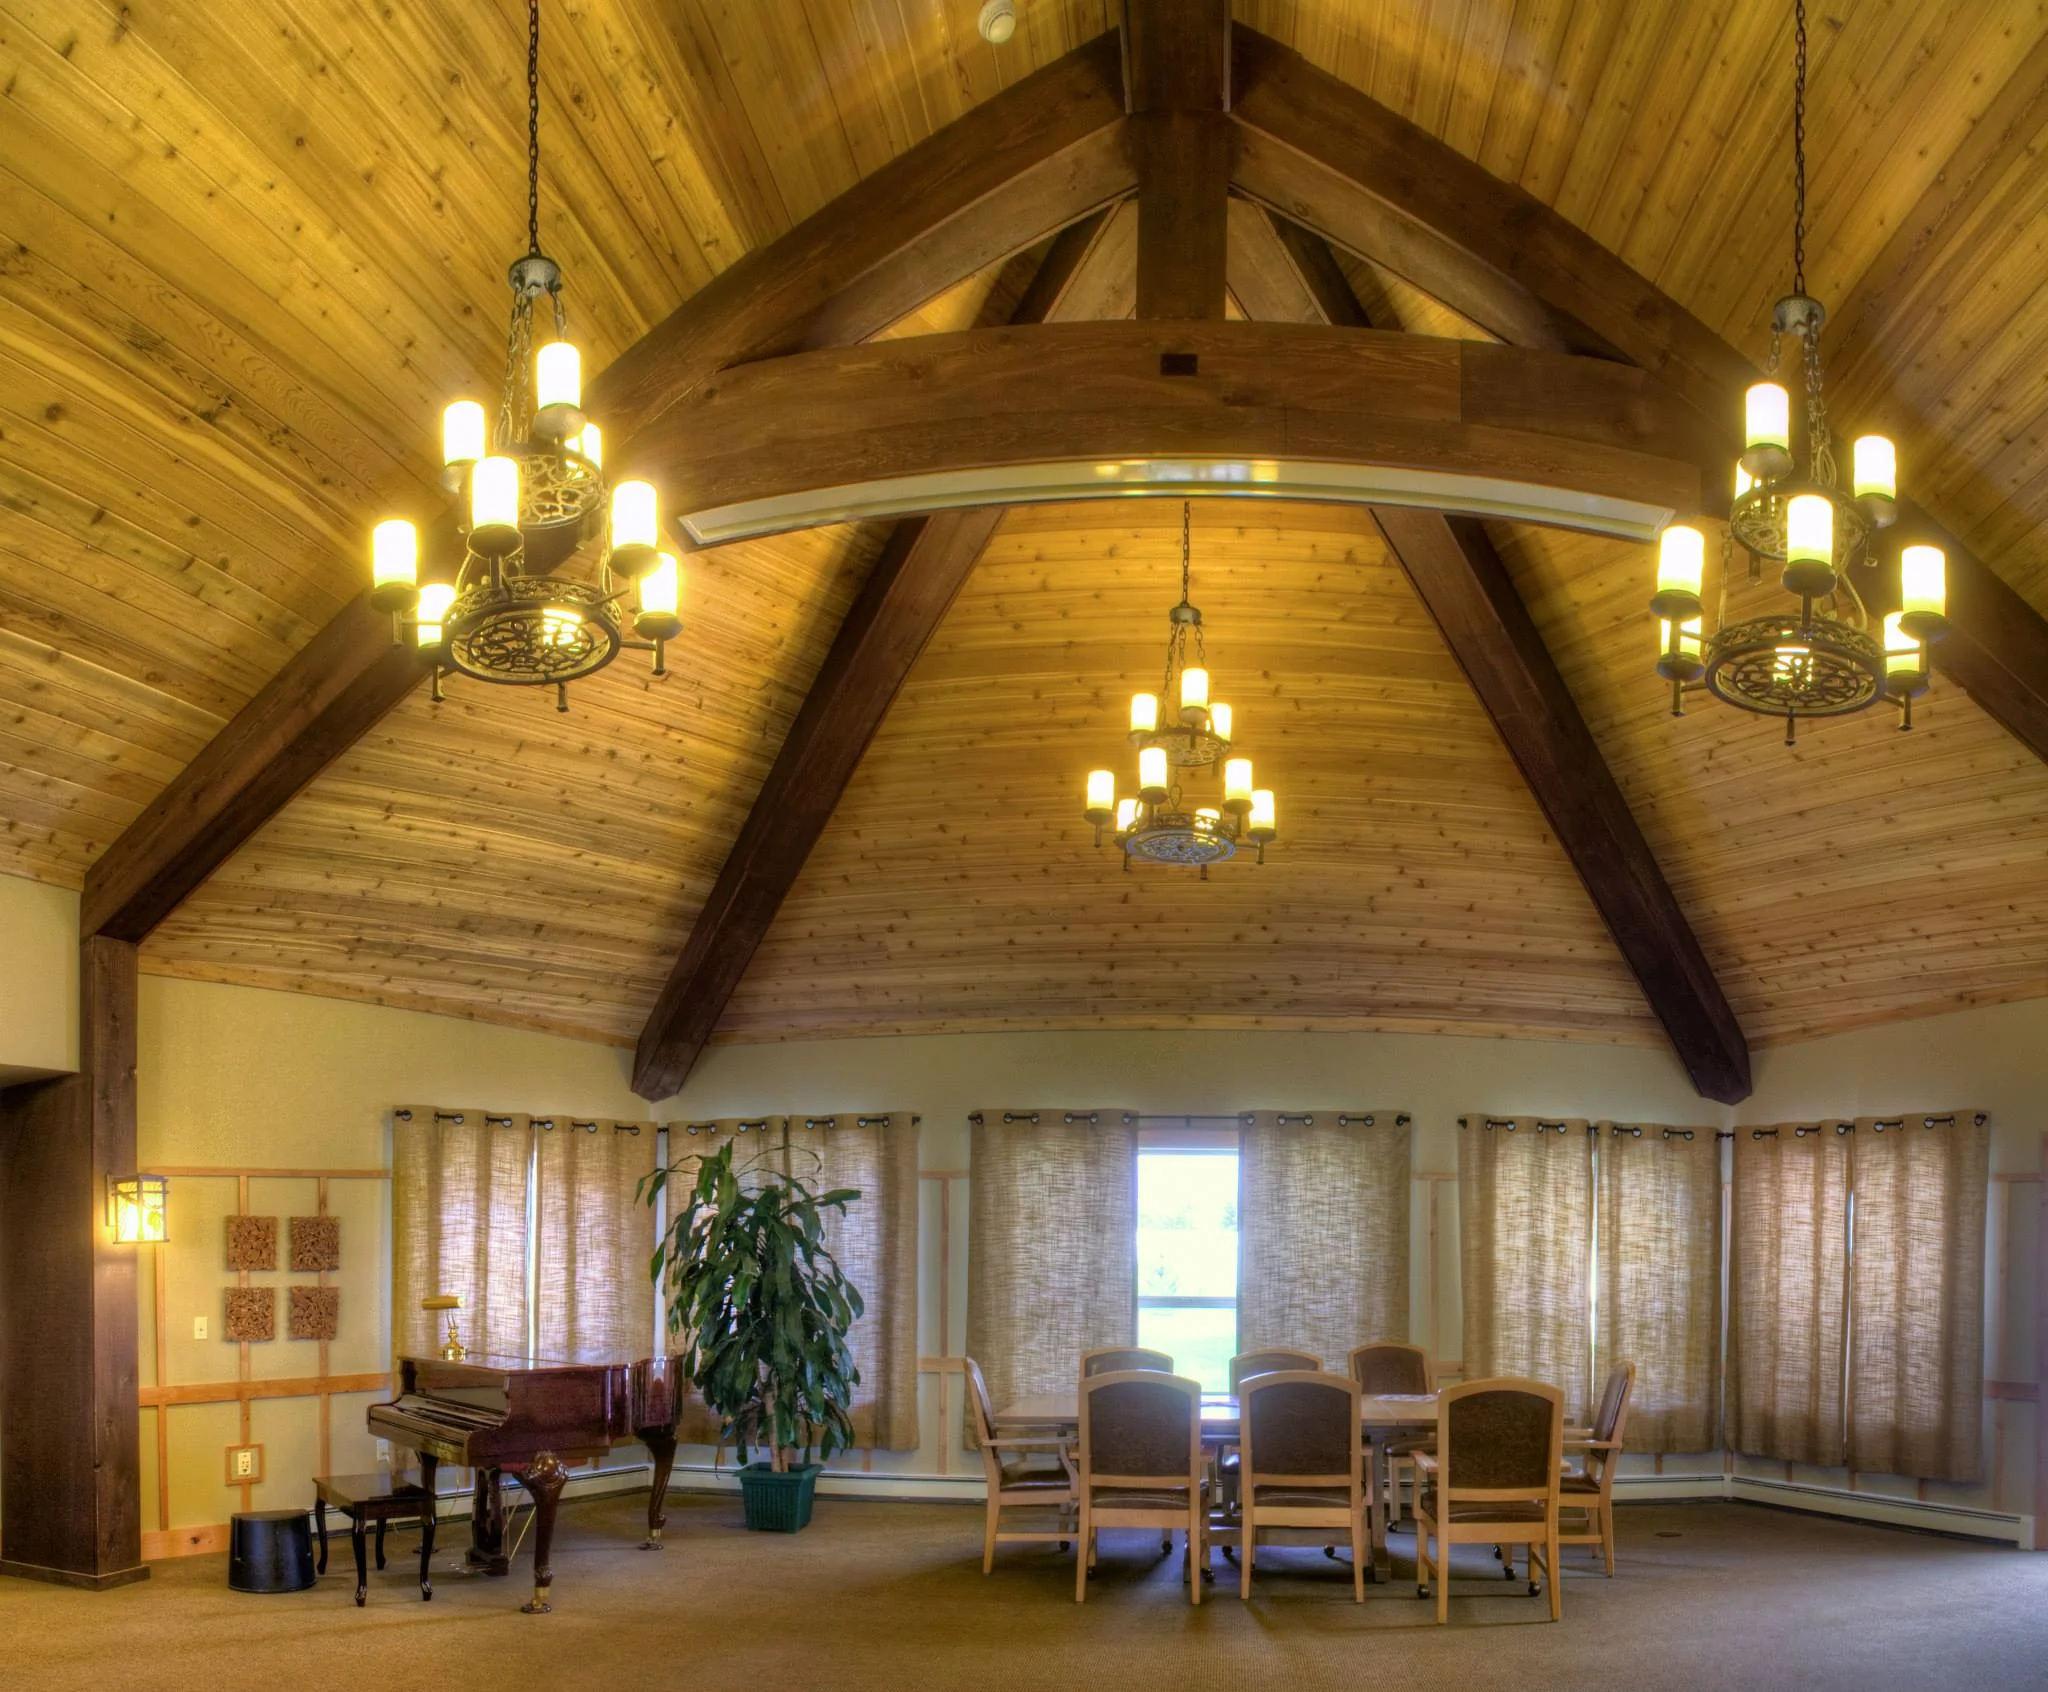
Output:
top-left (1136, 1149), bottom-right (1239, 1392)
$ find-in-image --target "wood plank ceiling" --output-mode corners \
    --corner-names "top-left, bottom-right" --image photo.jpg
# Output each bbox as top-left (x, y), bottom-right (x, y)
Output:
top-left (5, 0), bottom-right (2048, 1053)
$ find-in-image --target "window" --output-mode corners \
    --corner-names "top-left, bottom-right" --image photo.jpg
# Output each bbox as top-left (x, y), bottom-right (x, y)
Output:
top-left (1136, 1140), bottom-right (1239, 1392)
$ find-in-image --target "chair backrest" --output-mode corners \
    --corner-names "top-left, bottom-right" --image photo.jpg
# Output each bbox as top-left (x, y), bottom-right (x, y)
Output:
top-left (961, 1356), bottom-right (999, 1448)
top-left (1436, 1377), bottom-right (1563, 1504)
top-left (1348, 1341), bottom-right (1431, 1396)
top-left (1079, 1371), bottom-right (1203, 1490)
top-left (1080, 1346), bottom-right (1173, 1378)
top-left (1240, 1370), bottom-right (1360, 1490)
top-left (1585, 1362), bottom-right (1636, 1489)
top-left (1229, 1348), bottom-right (1321, 1391)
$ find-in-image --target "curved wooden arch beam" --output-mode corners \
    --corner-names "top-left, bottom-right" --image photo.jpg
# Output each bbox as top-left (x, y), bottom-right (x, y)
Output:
top-left (623, 322), bottom-right (1709, 549)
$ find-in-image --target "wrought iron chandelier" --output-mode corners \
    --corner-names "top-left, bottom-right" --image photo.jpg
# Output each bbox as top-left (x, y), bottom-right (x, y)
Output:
top-left (1649, 0), bottom-right (1949, 745)
top-left (1081, 503), bottom-right (1276, 875)
top-left (365, 0), bottom-right (679, 713)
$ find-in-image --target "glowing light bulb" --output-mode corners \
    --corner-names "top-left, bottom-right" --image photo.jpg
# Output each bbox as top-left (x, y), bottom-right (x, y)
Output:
top-left (1085, 768), bottom-right (1116, 821)
top-left (1129, 692), bottom-right (1159, 734)
top-left (415, 582), bottom-right (456, 648)
top-left (370, 518), bottom-right (419, 614)
top-left (1745, 382), bottom-right (1790, 452)
top-left (609, 480), bottom-right (660, 575)
top-left (1210, 701), bottom-right (1232, 743)
top-left (1223, 757), bottom-right (1253, 810)
top-left (1115, 797), bottom-right (1139, 834)
top-left (1853, 435), bottom-right (1896, 502)
top-left (1248, 789), bottom-right (1277, 842)
top-left (1899, 543), bottom-right (1947, 638)
top-left (1179, 666), bottom-right (1209, 718)
top-left (573, 422), bottom-right (603, 470)
top-left (442, 400), bottom-right (486, 467)
top-left (1651, 523), bottom-right (1705, 619)
top-left (1138, 746), bottom-right (1168, 799)
top-left (468, 456), bottom-right (520, 554)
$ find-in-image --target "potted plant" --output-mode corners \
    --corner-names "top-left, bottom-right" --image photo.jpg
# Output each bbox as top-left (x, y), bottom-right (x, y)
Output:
top-left (644, 1137), bottom-right (863, 1532)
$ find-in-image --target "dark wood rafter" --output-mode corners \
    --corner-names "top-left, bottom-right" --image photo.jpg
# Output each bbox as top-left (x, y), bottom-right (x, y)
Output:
top-left (1372, 509), bottom-right (1752, 1104)
top-left (592, 32), bottom-right (1131, 438)
top-left (622, 321), bottom-right (1713, 544)
top-left (1262, 210), bottom-right (1375, 329)
top-left (82, 594), bottom-right (430, 943)
top-left (1224, 25), bottom-right (2048, 772)
top-left (1123, 0), bottom-right (1233, 322)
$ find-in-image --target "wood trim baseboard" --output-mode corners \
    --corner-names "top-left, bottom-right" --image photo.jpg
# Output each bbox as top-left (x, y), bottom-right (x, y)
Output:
top-left (142, 1524), bottom-right (231, 1562)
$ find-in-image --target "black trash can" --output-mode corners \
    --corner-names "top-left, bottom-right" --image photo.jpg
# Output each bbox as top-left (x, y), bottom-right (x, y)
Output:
top-left (228, 1508), bottom-right (316, 1593)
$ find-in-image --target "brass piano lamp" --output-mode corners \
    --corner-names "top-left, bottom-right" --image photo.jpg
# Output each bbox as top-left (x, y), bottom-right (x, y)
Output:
top-left (421, 1294), bottom-right (466, 1361)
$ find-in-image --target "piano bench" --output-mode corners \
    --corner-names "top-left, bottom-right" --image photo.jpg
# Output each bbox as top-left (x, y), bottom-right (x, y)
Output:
top-left (312, 1471), bottom-right (439, 1607)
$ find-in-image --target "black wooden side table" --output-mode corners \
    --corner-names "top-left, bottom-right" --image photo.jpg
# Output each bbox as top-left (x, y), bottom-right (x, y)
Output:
top-left (312, 1470), bottom-right (438, 1606)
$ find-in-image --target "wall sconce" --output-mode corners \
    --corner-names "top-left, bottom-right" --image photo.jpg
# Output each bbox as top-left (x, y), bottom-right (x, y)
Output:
top-left (108, 1173), bottom-right (169, 1244)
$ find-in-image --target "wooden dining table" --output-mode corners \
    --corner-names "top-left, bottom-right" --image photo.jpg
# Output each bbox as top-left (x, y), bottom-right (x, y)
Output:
top-left (994, 1388), bottom-right (1439, 1567)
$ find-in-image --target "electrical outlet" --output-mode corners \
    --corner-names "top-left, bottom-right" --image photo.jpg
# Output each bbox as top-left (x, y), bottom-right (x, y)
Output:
top-left (375, 1439), bottom-right (392, 1467)
top-left (223, 1443), bottom-right (265, 1485)
top-left (193, 1316), bottom-right (208, 1341)
top-left (232, 1446), bottom-right (255, 1479)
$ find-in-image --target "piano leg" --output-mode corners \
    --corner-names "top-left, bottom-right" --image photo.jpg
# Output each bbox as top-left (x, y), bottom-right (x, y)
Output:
top-left (468, 1467), bottom-right (510, 1575)
top-left (516, 1452), bottom-right (569, 1614)
top-left (641, 1430), bottom-right (678, 1549)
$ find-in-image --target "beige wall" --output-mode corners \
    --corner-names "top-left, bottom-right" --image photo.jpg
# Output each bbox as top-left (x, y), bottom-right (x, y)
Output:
top-left (0, 872), bottom-right (77, 1081)
top-left (0, 938), bottom-right (2036, 1540)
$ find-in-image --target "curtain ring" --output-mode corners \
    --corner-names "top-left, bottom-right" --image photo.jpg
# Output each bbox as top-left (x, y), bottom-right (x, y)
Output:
top-left (534, 1118), bottom-right (556, 1131)
top-left (394, 1108), bottom-right (414, 1122)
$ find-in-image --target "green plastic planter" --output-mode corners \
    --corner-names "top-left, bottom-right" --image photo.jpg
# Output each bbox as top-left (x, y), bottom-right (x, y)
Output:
top-left (737, 1462), bottom-right (822, 1532)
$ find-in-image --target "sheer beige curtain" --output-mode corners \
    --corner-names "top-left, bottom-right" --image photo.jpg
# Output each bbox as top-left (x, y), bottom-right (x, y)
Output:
top-left (664, 1118), bottom-right (785, 1443)
top-left (1239, 1110), bottom-right (1411, 1362)
top-left (786, 1111), bottom-right (921, 1451)
top-left (535, 1117), bottom-right (658, 1362)
top-left (392, 1106), bottom-right (534, 1363)
top-left (1848, 1111), bottom-right (1990, 1481)
top-left (1729, 1123), bottom-right (1850, 1465)
top-left (965, 1107), bottom-right (1138, 1433)
top-left (1458, 1115), bottom-right (1592, 1418)
top-left (1596, 1125), bottom-right (1721, 1453)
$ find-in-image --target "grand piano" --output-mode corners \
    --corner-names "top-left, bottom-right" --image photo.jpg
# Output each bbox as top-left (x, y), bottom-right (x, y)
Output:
top-left (369, 1351), bottom-right (686, 1612)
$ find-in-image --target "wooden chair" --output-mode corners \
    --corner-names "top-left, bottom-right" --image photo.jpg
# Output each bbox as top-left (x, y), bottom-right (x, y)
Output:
top-left (1236, 1370), bottom-right (1374, 1602)
top-left (1228, 1348), bottom-right (1320, 1390)
top-left (1348, 1341), bottom-right (1432, 1520)
top-left (1080, 1346), bottom-right (1173, 1377)
top-left (1560, 1362), bottom-right (1635, 1575)
top-left (1075, 1370), bottom-right (1209, 1605)
top-left (962, 1357), bottom-right (1077, 1574)
top-left (1414, 1377), bottom-right (1564, 1624)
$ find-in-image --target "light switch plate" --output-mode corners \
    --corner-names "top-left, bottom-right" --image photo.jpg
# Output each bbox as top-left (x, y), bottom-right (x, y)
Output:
top-left (193, 1316), bottom-right (208, 1340)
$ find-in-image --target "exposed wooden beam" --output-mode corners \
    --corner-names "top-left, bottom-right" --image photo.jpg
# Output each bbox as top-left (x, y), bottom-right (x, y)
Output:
top-left (592, 32), bottom-right (1130, 437)
top-left (1222, 197), bottom-right (1323, 324)
top-left (631, 506), bottom-right (1003, 1101)
top-left (1371, 510), bottom-right (1751, 1104)
top-left (1264, 211), bottom-right (1375, 328)
top-left (81, 593), bottom-right (429, 943)
top-left (1225, 25), bottom-right (2048, 773)
top-left (1008, 207), bottom-right (1119, 327)
top-left (622, 322), bottom-right (1712, 548)
top-left (0, 937), bottom-right (147, 1588)
top-left (1124, 0), bottom-right (1232, 321)
top-left (1044, 199), bottom-right (1140, 321)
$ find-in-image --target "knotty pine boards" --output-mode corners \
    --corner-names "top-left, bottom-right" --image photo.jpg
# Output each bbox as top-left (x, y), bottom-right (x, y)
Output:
top-left (3, 1), bottom-right (2048, 1049)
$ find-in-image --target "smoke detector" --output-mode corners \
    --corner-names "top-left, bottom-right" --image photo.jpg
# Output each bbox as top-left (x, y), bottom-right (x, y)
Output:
top-left (978, 0), bottom-right (1016, 45)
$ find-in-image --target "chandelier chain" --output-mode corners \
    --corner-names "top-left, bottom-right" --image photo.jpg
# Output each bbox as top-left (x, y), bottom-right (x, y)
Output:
top-left (526, 0), bottom-right (543, 258)
top-left (1791, 0), bottom-right (1808, 296)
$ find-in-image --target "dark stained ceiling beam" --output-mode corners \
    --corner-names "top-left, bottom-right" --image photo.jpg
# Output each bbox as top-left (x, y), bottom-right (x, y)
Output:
top-left (1262, 210), bottom-right (1375, 328)
top-left (630, 505), bottom-right (1003, 1101)
top-left (1226, 24), bottom-right (2048, 774)
top-left (1373, 508), bottom-right (1752, 1104)
top-left (593, 32), bottom-right (1130, 438)
top-left (81, 594), bottom-right (428, 942)
top-left (1124, 0), bottom-right (1232, 321)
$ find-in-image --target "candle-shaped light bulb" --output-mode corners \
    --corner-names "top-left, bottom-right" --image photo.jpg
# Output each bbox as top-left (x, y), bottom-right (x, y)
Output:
top-left (1735, 463), bottom-right (1755, 500)
top-left (1656, 616), bottom-right (1705, 681)
top-left (442, 400), bottom-right (486, 467)
top-left (608, 479), bottom-right (660, 576)
top-left (1084, 768), bottom-right (1116, 823)
top-left (1248, 789), bottom-right (1277, 841)
top-left (1115, 797), bottom-right (1139, 834)
top-left (415, 582), bottom-right (456, 648)
top-left (370, 518), bottom-right (419, 614)
top-left (1129, 692), bottom-right (1159, 734)
top-left (1179, 665), bottom-right (1209, 719)
top-left (1651, 522), bottom-right (1705, 619)
top-left (1883, 611), bottom-right (1928, 699)
top-left (1209, 701), bottom-right (1232, 743)
top-left (468, 455), bottom-right (521, 554)
top-left (1782, 491), bottom-right (1836, 596)
top-left (1223, 756), bottom-right (1253, 811)
top-left (634, 551), bottom-right (683, 643)
top-left (1745, 382), bottom-right (1790, 451)
top-left (1138, 745), bottom-right (1169, 800)
top-left (1853, 435), bottom-right (1896, 502)
top-left (533, 341), bottom-right (583, 439)
top-left (1898, 543), bottom-right (1948, 639)
top-left (573, 422), bottom-right (603, 470)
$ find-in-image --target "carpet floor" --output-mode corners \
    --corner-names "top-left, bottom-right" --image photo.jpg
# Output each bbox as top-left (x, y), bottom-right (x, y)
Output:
top-left (5, 1495), bottom-right (2044, 1692)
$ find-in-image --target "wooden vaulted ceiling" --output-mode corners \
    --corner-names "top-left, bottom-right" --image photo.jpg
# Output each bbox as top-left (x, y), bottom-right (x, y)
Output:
top-left (7, 1), bottom-right (2048, 1076)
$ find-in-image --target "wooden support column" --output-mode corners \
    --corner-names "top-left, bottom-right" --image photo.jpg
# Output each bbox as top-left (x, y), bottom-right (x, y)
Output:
top-left (0, 937), bottom-right (147, 1588)
top-left (1124, 0), bottom-right (1232, 321)
top-left (1371, 509), bottom-right (1751, 1104)
top-left (2038, 1128), bottom-right (2047, 1550)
